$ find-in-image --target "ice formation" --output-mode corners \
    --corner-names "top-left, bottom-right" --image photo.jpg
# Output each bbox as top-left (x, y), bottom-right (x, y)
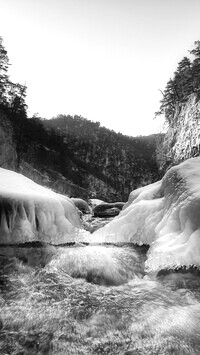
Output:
top-left (0, 168), bottom-right (82, 244)
top-left (92, 157), bottom-right (200, 271)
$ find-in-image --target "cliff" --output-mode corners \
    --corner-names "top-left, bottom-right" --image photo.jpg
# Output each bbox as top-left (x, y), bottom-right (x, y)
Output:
top-left (157, 94), bottom-right (200, 172)
top-left (0, 110), bottom-right (17, 170)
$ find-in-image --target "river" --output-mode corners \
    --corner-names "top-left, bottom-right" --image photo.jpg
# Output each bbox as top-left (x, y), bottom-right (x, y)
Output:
top-left (1, 218), bottom-right (200, 354)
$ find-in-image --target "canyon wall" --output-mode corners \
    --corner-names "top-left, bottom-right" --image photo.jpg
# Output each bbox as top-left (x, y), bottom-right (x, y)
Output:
top-left (0, 111), bottom-right (17, 170)
top-left (157, 94), bottom-right (200, 172)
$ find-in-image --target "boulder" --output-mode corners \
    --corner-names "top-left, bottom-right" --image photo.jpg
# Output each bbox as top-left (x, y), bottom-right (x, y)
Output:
top-left (88, 198), bottom-right (104, 209)
top-left (71, 198), bottom-right (91, 214)
top-left (93, 202), bottom-right (125, 218)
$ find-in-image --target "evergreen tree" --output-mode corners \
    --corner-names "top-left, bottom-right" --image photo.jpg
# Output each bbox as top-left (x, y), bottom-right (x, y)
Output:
top-left (0, 36), bottom-right (27, 115)
top-left (0, 36), bottom-right (9, 106)
top-left (9, 82), bottom-right (27, 116)
top-left (174, 57), bottom-right (192, 100)
top-left (156, 79), bottom-right (179, 124)
top-left (190, 41), bottom-right (200, 95)
top-left (156, 41), bottom-right (200, 125)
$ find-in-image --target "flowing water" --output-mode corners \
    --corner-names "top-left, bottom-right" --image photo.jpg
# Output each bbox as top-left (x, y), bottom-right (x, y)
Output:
top-left (1, 221), bottom-right (200, 354)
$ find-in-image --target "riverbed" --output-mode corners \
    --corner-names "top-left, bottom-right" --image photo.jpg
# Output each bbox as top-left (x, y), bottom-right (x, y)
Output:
top-left (1, 223), bottom-right (200, 354)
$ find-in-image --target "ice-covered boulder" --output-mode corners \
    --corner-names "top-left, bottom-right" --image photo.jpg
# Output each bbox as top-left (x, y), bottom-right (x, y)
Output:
top-left (71, 198), bottom-right (91, 214)
top-left (92, 157), bottom-right (200, 271)
top-left (89, 198), bottom-right (104, 208)
top-left (0, 168), bottom-right (82, 244)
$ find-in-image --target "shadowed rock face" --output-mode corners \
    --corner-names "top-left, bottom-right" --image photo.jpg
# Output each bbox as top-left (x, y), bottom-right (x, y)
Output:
top-left (0, 113), bottom-right (17, 170)
top-left (93, 202), bottom-right (125, 218)
top-left (71, 198), bottom-right (91, 214)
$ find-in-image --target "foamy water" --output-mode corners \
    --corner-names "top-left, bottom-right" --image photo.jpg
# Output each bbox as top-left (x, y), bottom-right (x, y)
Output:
top-left (1, 243), bottom-right (200, 354)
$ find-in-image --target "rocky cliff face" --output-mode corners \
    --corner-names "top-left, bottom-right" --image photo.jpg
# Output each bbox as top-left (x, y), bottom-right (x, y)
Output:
top-left (0, 111), bottom-right (17, 170)
top-left (157, 94), bottom-right (200, 172)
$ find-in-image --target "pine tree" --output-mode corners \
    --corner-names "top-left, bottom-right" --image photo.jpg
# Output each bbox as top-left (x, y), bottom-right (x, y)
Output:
top-left (173, 57), bottom-right (192, 101)
top-left (156, 41), bottom-right (200, 125)
top-left (190, 41), bottom-right (200, 96)
top-left (156, 79), bottom-right (179, 124)
top-left (0, 37), bottom-right (27, 114)
top-left (0, 36), bottom-right (9, 106)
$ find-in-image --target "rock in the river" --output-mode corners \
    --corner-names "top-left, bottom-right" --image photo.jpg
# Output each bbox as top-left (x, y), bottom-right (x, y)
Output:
top-left (71, 198), bottom-right (91, 214)
top-left (89, 198), bottom-right (104, 209)
top-left (82, 215), bottom-right (113, 233)
top-left (93, 202), bottom-right (125, 218)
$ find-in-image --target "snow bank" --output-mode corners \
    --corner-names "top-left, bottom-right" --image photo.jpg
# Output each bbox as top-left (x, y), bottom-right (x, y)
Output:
top-left (92, 157), bottom-right (200, 271)
top-left (0, 168), bottom-right (82, 244)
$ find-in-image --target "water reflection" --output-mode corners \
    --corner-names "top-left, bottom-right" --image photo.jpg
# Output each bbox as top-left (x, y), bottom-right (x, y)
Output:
top-left (0, 244), bottom-right (200, 354)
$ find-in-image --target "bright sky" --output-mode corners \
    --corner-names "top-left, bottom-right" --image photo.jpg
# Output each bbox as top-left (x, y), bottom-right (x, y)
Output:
top-left (0, 0), bottom-right (200, 136)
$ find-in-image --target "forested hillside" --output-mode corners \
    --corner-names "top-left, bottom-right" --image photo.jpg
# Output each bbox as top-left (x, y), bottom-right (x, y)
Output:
top-left (42, 115), bottom-right (159, 200)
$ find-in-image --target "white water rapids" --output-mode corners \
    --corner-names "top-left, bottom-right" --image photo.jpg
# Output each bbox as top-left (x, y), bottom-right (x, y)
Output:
top-left (1, 240), bottom-right (200, 354)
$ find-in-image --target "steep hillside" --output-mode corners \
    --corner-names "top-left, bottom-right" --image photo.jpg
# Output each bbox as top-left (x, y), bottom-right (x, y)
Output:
top-left (42, 115), bottom-right (159, 201)
top-left (0, 111), bottom-right (159, 201)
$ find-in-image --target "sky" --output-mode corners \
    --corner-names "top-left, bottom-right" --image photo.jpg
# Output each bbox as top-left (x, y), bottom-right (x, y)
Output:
top-left (0, 0), bottom-right (200, 137)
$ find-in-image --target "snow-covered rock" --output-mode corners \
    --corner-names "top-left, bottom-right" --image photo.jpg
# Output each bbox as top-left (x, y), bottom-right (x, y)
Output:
top-left (92, 157), bottom-right (200, 271)
top-left (71, 198), bottom-right (91, 214)
top-left (0, 168), bottom-right (82, 244)
top-left (89, 199), bottom-right (105, 208)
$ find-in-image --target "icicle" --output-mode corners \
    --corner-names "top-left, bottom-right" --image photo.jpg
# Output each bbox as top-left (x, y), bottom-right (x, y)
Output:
top-left (0, 167), bottom-right (82, 244)
top-left (0, 210), bottom-right (10, 236)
